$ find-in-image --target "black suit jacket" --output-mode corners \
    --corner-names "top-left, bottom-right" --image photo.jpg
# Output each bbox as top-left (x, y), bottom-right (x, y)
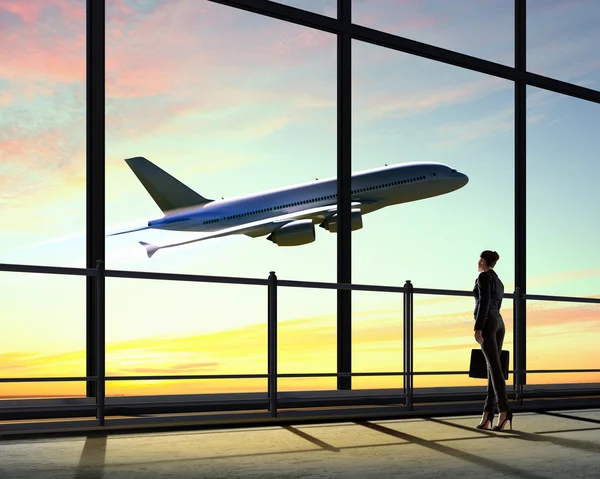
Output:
top-left (473, 270), bottom-right (504, 331)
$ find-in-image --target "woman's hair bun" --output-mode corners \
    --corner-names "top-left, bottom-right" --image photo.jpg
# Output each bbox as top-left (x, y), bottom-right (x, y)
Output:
top-left (481, 250), bottom-right (500, 267)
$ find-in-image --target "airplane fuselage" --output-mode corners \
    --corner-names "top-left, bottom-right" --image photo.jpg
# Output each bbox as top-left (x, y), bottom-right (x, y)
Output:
top-left (147, 162), bottom-right (468, 234)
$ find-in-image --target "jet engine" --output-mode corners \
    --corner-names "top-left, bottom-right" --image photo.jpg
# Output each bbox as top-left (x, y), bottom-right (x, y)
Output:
top-left (267, 219), bottom-right (316, 246)
top-left (320, 209), bottom-right (363, 232)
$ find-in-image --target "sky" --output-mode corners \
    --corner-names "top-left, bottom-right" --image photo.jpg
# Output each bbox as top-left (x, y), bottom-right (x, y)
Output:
top-left (0, 0), bottom-right (599, 398)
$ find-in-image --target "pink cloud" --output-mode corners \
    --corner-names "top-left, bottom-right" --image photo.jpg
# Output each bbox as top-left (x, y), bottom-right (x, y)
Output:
top-left (1, 0), bottom-right (334, 106)
top-left (104, 1), bottom-right (334, 99)
top-left (0, 121), bottom-right (85, 234)
top-left (528, 302), bottom-right (599, 329)
top-left (0, 0), bottom-right (85, 85)
top-left (0, 129), bottom-right (84, 190)
top-left (101, 4), bottom-right (336, 146)
top-left (0, 89), bottom-right (13, 106)
top-left (528, 269), bottom-right (600, 291)
top-left (1, 0), bottom-right (84, 24)
top-left (2, 0), bottom-right (336, 214)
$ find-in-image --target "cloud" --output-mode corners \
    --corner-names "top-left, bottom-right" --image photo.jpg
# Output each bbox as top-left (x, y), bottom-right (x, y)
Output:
top-left (0, 0), bottom-right (85, 85)
top-left (526, 0), bottom-right (600, 85)
top-left (0, 89), bottom-right (14, 107)
top-left (431, 104), bottom-right (551, 148)
top-left (365, 77), bottom-right (508, 119)
top-left (527, 269), bottom-right (600, 291)
top-left (124, 362), bottom-right (219, 374)
top-left (353, 0), bottom-right (438, 31)
top-left (0, 352), bottom-right (43, 370)
top-left (104, 1), bottom-right (334, 100)
top-left (433, 107), bottom-right (513, 147)
top-left (0, 0), bottom-right (84, 24)
top-left (272, 0), bottom-right (337, 18)
top-left (353, 0), bottom-right (514, 67)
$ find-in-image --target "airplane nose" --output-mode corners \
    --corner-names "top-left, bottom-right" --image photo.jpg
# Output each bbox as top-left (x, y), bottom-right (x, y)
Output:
top-left (458, 172), bottom-right (468, 187)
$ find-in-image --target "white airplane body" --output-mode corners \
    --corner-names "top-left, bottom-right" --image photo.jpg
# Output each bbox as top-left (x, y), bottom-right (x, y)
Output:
top-left (111, 157), bottom-right (469, 257)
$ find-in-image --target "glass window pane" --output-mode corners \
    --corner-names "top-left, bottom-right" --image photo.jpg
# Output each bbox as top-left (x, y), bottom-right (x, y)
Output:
top-left (106, 0), bottom-right (336, 284)
top-left (106, 279), bottom-right (266, 396)
top-left (528, 0), bottom-right (600, 85)
top-left (352, 40), bottom-right (515, 293)
top-left (413, 294), bottom-right (514, 389)
top-left (526, 300), bottom-right (600, 386)
top-left (278, 287), bottom-right (336, 392)
top-left (0, 273), bottom-right (86, 399)
top-left (105, 1), bottom-right (337, 398)
top-left (1, 1), bottom-right (85, 266)
top-left (352, 291), bottom-right (403, 390)
top-left (353, 0), bottom-right (513, 66)
top-left (105, 279), bottom-right (338, 396)
top-left (527, 88), bottom-right (600, 297)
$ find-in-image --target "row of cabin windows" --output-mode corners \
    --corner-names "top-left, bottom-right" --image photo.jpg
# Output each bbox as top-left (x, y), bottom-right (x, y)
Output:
top-left (202, 175), bottom-right (426, 224)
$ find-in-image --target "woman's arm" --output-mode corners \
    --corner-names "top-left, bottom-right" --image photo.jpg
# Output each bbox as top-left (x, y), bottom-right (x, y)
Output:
top-left (474, 272), bottom-right (491, 331)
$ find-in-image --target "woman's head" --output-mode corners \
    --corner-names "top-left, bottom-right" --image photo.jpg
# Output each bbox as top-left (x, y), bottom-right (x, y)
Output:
top-left (478, 250), bottom-right (500, 272)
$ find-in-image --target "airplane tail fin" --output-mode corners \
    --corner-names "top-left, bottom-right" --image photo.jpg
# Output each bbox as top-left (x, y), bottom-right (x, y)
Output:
top-left (124, 157), bottom-right (213, 214)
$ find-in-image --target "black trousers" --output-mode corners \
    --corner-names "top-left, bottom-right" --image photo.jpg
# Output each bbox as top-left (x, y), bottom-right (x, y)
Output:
top-left (480, 310), bottom-right (509, 413)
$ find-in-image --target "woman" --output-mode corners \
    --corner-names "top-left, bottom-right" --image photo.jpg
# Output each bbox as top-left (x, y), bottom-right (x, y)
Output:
top-left (473, 250), bottom-right (513, 431)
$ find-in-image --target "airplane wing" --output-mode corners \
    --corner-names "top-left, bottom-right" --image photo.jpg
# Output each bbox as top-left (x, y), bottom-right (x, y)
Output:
top-left (108, 225), bottom-right (154, 236)
top-left (108, 215), bottom-right (192, 236)
top-left (139, 202), bottom-right (365, 258)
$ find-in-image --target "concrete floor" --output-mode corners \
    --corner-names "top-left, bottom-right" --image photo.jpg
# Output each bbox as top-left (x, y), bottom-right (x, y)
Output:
top-left (0, 409), bottom-right (599, 478)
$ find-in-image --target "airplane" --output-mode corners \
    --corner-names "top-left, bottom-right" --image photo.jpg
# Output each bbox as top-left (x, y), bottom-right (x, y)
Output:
top-left (110, 157), bottom-right (469, 258)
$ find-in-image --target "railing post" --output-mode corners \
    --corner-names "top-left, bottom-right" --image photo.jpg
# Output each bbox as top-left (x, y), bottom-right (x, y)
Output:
top-left (513, 287), bottom-right (518, 402)
top-left (267, 271), bottom-right (278, 418)
top-left (514, 286), bottom-right (524, 406)
top-left (95, 260), bottom-right (106, 426)
top-left (403, 280), bottom-right (414, 410)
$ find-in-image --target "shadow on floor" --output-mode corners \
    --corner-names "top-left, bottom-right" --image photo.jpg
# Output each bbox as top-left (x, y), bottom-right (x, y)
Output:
top-left (281, 425), bottom-right (341, 452)
top-left (16, 414), bottom-right (600, 476)
top-left (356, 421), bottom-right (547, 479)
top-left (542, 411), bottom-right (600, 426)
top-left (428, 416), bottom-right (600, 455)
top-left (74, 433), bottom-right (107, 479)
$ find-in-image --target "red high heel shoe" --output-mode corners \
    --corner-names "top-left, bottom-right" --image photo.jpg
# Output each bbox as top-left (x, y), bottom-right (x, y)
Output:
top-left (492, 410), bottom-right (513, 431)
top-left (475, 411), bottom-right (494, 430)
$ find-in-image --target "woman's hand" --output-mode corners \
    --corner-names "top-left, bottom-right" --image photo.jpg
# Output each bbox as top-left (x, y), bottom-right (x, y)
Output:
top-left (474, 330), bottom-right (484, 345)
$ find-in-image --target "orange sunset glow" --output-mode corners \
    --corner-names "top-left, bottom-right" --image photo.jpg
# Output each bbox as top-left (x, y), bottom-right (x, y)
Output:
top-left (1, 296), bottom-right (598, 399)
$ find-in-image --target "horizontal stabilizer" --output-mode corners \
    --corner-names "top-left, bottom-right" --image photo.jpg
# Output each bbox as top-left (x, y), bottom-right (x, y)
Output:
top-left (140, 241), bottom-right (160, 258)
top-left (125, 157), bottom-right (213, 213)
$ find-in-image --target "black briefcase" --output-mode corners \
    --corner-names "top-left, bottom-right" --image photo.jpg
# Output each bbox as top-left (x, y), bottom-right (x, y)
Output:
top-left (469, 349), bottom-right (510, 380)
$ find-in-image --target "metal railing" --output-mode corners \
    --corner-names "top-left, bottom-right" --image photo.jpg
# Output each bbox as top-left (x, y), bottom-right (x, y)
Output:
top-left (1, 261), bottom-right (600, 427)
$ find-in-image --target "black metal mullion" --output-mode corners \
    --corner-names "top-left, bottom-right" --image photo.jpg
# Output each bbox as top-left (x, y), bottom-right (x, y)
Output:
top-left (337, 0), bottom-right (352, 390)
top-left (86, 0), bottom-right (105, 398)
top-left (515, 0), bottom-right (527, 399)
